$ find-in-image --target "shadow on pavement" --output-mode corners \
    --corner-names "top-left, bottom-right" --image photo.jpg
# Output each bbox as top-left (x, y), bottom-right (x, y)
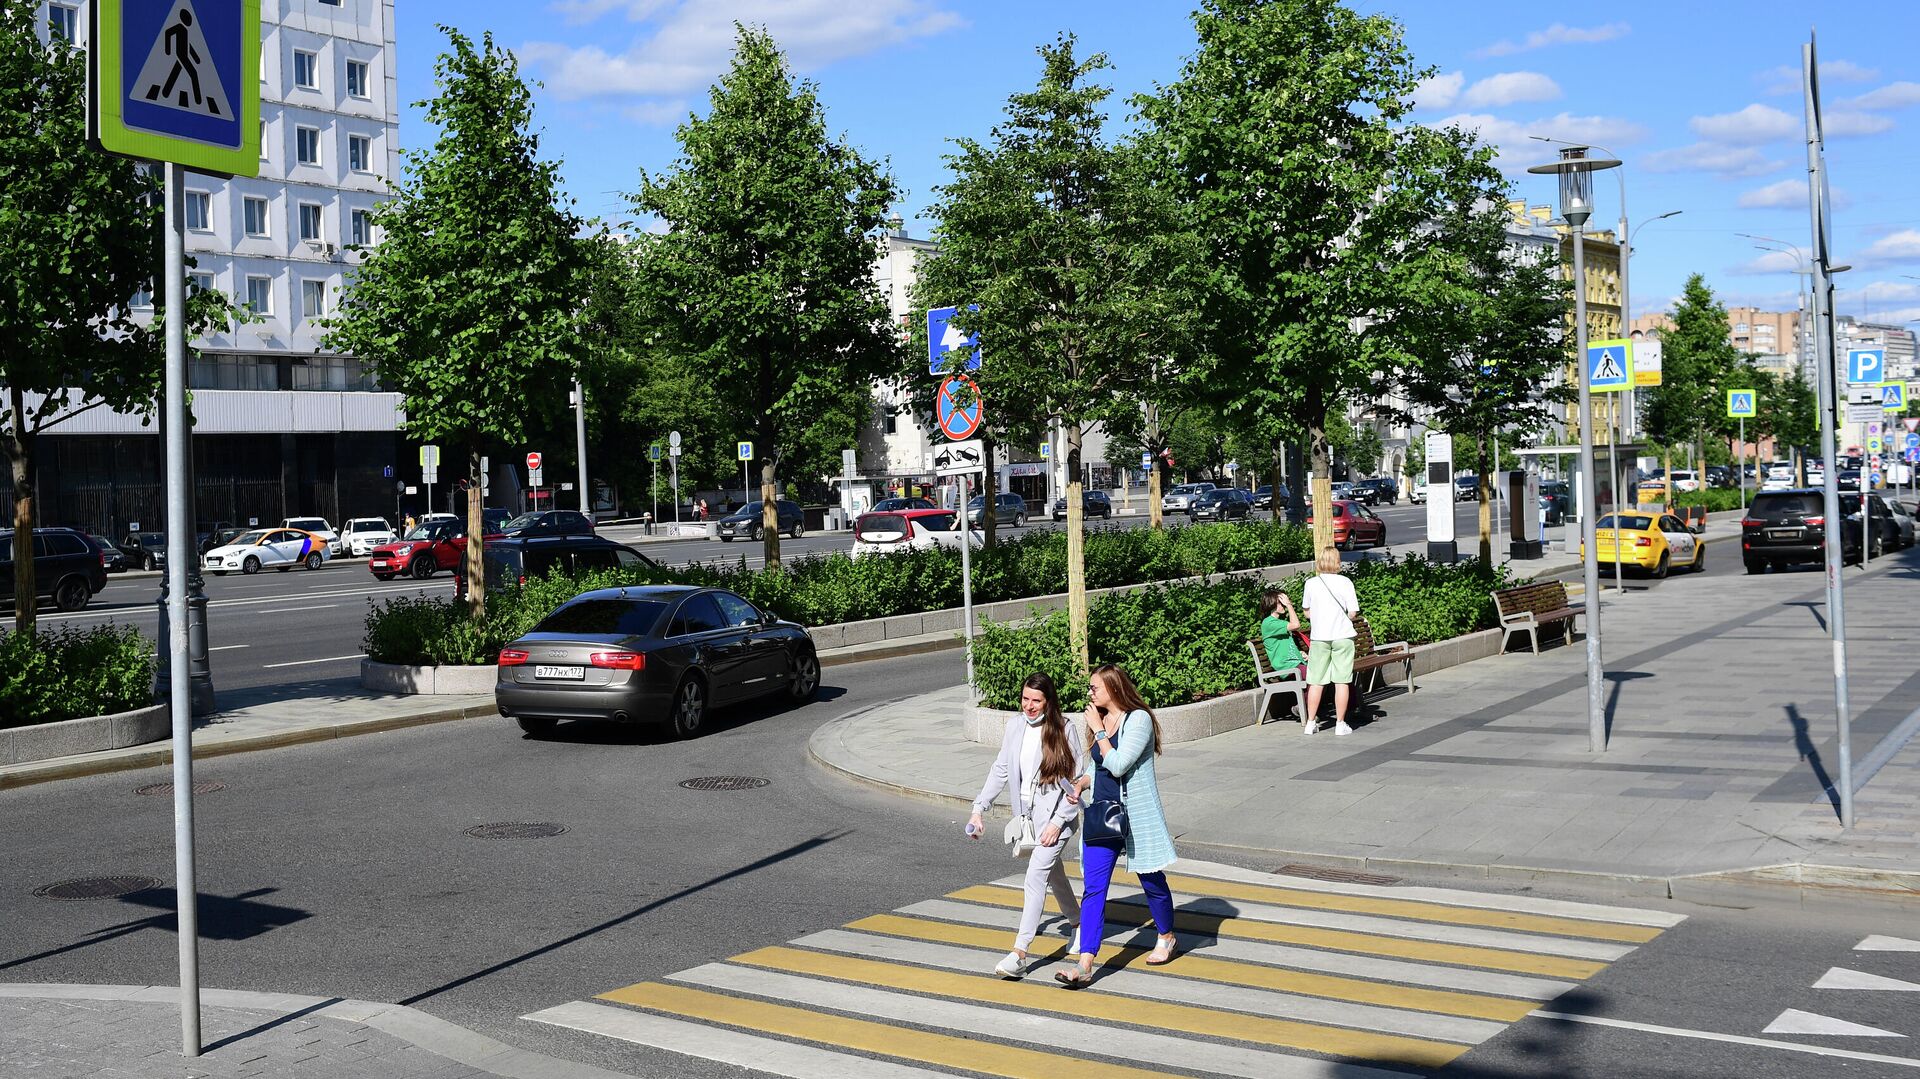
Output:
top-left (521, 684), bottom-right (850, 745)
top-left (1601, 671), bottom-right (1655, 741)
top-left (203, 995), bottom-right (346, 1054)
top-left (0, 887), bottom-right (311, 972)
top-left (1785, 703), bottom-right (1842, 820)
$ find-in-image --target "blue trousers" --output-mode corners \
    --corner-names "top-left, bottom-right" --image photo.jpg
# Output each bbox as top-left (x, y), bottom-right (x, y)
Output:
top-left (1075, 843), bottom-right (1173, 956)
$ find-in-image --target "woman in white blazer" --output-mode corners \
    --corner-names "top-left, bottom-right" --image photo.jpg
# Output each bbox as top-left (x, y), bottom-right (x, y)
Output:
top-left (967, 672), bottom-right (1086, 979)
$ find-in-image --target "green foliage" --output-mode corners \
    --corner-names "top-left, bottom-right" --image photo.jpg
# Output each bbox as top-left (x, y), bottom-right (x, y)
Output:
top-left (1646, 275), bottom-right (1746, 447)
top-left (1674, 488), bottom-right (1753, 512)
top-left (974, 556), bottom-right (1515, 710)
top-left (0, 624), bottom-right (153, 728)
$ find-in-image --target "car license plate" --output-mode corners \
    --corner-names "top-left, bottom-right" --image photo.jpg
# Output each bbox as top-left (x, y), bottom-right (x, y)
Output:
top-left (370, 560), bottom-right (387, 568)
top-left (534, 665), bottom-right (584, 680)
top-left (1768, 528), bottom-right (1800, 540)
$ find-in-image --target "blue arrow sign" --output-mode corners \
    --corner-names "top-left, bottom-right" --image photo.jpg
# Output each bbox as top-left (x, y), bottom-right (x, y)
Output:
top-left (736, 441), bottom-right (753, 461)
top-left (1906, 433), bottom-right (1920, 451)
top-left (1848, 348), bottom-right (1885, 384)
top-left (927, 305), bottom-right (982, 375)
top-left (1586, 340), bottom-right (1631, 392)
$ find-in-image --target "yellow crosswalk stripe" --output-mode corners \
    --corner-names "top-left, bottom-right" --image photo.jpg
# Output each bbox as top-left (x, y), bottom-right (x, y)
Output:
top-left (945, 886), bottom-right (1608, 980)
top-left (729, 945), bottom-right (1471, 1070)
top-left (599, 981), bottom-right (1183, 1079)
top-left (846, 913), bottom-right (1533, 1022)
top-left (1058, 864), bottom-right (1663, 944)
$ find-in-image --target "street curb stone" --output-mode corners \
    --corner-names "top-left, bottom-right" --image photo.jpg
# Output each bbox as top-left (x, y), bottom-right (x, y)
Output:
top-left (0, 703), bottom-right (169, 765)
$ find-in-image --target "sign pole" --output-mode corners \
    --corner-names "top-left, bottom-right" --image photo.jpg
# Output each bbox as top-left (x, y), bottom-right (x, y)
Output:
top-left (1809, 48), bottom-right (1852, 829)
top-left (1739, 417), bottom-right (1746, 507)
top-left (650, 456), bottom-right (658, 533)
top-left (573, 380), bottom-right (590, 514)
top-left (959, 473), bottom-right (975, 698)
top-left (1573, 230), bottom-right (1607, 753)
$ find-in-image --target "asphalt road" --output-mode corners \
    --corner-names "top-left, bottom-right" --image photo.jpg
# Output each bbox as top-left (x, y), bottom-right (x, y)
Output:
top-left (6, 646), bottom-right (1918, 1077)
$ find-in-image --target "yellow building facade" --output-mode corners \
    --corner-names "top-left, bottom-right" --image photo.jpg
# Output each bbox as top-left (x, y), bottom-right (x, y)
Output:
top-left (1507, 202), bottom-right (1623, 439)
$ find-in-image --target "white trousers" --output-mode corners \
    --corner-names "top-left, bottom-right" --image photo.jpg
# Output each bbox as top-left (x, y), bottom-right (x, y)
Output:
top-left (1016, 827), bottom-right (1082, 951)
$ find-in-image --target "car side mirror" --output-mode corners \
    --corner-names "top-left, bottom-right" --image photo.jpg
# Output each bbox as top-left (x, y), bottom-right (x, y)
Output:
top-left (760, 609), bottom-right (778, 626)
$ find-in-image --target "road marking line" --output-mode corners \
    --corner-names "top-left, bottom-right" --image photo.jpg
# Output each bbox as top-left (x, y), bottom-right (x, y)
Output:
top-left (944, 887), bottom-right (1608, 979)
top-left (1859, 935), bottom-right (1920, 952)
top-left (258, 604), bottom-right (339, 615)
top-left (597, 981), bottom-right (1182, 1078)
top-left (524, 999), bottom-right (954, 1079)
top-left (671, 961), bottom-right (1414, 1079)
top-left (1814, 967), bottom-right (1920, 992)
top-left (1534, 1010), bottom-right (1920, 1067)
top-left (721, 945), bottom-right (1470, 1069)
top-left (793, 928), bottom-right (1510, 1045)
top-left (261, 654), bottom-right (364, 669)
top-left (848, 914), bottom-right (1532, 1022)
top-left (1764, 1008), bottom-right (1906, 1038)
top-left (208, 645), bottom-right (249, 651)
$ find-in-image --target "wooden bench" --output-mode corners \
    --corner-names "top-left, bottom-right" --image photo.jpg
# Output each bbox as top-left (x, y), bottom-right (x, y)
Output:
top-left (1350, 613), bottom-right (1414, 697)
top-left (1491, 580), bottom-right (1583, 654)
top-left (1246, 638), bottom-right (1307, 724)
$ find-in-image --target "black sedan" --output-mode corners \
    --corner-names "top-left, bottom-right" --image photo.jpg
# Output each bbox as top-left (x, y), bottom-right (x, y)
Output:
top-left (1188, 488), bottom-right (1253, 521)
top-left (85, 533), bottom-right (127, 573)
top-left (495, 585), bottom-right (819, 739)
top-left (1050, 490), bottom-right (1113, 521)
top-left (718, 500), bottom-right (805, 541)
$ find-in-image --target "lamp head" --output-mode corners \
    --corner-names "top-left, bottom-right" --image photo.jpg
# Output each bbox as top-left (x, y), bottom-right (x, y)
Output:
top-left (1527, 146), bottom-right (1622, 227)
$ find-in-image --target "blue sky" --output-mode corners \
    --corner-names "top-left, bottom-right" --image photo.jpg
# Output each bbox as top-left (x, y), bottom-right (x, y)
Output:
top-left (398, 1), bottom-right (1920, 331)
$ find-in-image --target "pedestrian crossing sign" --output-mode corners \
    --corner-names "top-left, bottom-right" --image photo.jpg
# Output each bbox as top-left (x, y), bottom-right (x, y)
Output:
top-left (1882, 383), bottom-right (1907, 411)
top-left (1726, 390), bottom-right (1757, 418)
top-left (1586, 339), bottom-right (1632, 393)
top-left (90, 0), bottom-right (260, 176)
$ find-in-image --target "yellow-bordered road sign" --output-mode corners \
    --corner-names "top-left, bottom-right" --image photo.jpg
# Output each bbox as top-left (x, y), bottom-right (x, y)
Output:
top-left (91, 0), bottom-right (260, 176)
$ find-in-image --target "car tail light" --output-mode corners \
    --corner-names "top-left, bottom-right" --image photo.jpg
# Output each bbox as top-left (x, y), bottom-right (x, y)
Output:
top-left (1741, 517), bottom-right (1763, 528)
top-left (1634, 537), bottom-right (1653, 547)
top-left (589, 651), bottom-right (646, 671)
top-left (498, 649), bottom-right (529, 667)
top-left (1805, 516), bottom-right (1824, 527)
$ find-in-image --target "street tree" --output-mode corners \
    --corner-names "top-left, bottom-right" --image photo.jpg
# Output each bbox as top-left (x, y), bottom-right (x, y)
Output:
top-left (631, 26), bottom-right (896, 568)
top-left (0, 8), bottom-right (228, 630)
top-left (1752, 367), bottom-right (1817, 467)
top-left (1645, 274), bottom-right (1744, 485)
top-left (907, 35), bottom-right (1202, 670)
top-left (1136, 0), bottom-right (1468, 553)
top-left (326, 28), bottom-right (588, 618)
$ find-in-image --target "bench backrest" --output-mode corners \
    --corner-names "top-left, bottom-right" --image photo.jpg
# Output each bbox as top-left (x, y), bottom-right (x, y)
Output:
top-left (1351, 613), bottom-right (1377, 655)
top-left (1492, 581), bottom-right (1570, 618)
top-left (1247, 637), bottom-right (1275, 676)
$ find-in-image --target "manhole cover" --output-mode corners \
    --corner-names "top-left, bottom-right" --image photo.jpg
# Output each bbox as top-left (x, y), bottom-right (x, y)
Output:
top-left (1274, 863), bottom-right (1402, 887)
top-left (34, 875), bottom-right (165, 901)
top-left (678, 776), bottom-right (770, 791)
top-left (133, 780), bottom-right (226, 797)
top-left (464, 822), bottom-right (567, 840)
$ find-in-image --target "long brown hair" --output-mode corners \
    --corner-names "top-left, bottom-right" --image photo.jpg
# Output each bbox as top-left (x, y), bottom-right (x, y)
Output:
top-left (1091, 664), bottom-right (1162, 757)
top-left (1022, 672), bottom-right (1076, 784)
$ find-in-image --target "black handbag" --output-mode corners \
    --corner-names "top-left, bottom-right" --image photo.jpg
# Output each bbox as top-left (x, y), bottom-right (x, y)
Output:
top-left (1083, 719), bottom-right (1131, 847)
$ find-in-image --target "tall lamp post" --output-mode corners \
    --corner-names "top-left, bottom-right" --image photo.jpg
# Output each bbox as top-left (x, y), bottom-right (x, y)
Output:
top-left (1531, 146), bottom-right (1620, 753)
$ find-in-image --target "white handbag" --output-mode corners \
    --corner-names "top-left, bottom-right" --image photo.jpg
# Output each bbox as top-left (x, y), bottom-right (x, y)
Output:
top-left (1004, 788), bottom-right (1063, 859)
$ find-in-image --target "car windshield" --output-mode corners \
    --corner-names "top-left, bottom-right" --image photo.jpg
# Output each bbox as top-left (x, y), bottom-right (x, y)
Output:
top-left (231, 529), bottom-right (271, 545)
top-left (918, 512), bottom-right (959, 531)
top-left (533, 599), bottom-right (670, 637)
top-left (347, 521), bottom-right (383, 532)
top-left (1598, 515), bottom-right (1651, 530)
top-left (732, 502), bottom-right (764, 516)
top-left (501, 513), bottom-right (541, 532)
top-left (403, 525), bottom-right (443, 540)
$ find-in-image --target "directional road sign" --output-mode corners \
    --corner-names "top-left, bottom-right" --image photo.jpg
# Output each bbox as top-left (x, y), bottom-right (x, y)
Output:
top-left (1586, 339), bottom-right (1632, 392)
top-left (92, 0), bottom-right (260, 175)
top-left (926, 305), bottom-right (982, 375)
top-left (1907, 433), bottom-right (1920, 451)
top-left (1038, 443), bottom-right (1051, 460)
top-left (736, 441), bottom-right (754, 461)
top-left (1868, 436), bottom-right (1885, 454)
top-left (382, 465), bottom-right (394, 479)
top-left (1726, 389), bottom-right (1757, 418)
top-left (935, 375), bottom-right (983, 441)
top-left (1848, 348), bottom-right (1886, 384)
top-left (1632, 340), bottom-right (1663, 387)
top-left (1882, 382), bottom-right (1907, 411)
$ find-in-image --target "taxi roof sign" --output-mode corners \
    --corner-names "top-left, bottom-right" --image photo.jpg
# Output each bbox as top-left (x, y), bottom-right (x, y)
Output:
top-left (91, 0), bottom-right (260, 176)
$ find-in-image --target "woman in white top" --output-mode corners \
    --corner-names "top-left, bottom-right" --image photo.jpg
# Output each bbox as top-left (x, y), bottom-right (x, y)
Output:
top-left (1301, 546), bottom-right (1362, 736)
top-left (967, 672), bottom-right (1085, 978)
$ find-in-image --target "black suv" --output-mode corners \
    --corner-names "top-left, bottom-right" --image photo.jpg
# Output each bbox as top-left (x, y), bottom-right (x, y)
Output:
top-left (1742, 489), bottom-right (1861, 573)
top-left (1189, 487), bottom-right (1254, 521)
top-left (457, 535), bottom-right (659, 599)
top-left (497, 509), bottom-right (595, 539)
top-left (1352, 478), bottom-right (1398, 506)
top-left (0, 527), bottom-right (108, 611)
top-left (717, 500), bottom-right (805, 542)
top-left (119, 531), bottom-right (167, 571)
top-left (1050, 490), bottom-right (1113, 521)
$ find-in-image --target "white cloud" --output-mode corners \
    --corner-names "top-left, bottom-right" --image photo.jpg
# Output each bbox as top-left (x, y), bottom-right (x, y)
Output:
top-left (1642, 143), bottom-right (1783, 177)
top-left (1758, 59), bottom-right (1879, 96)
top-left (522, 0), bottom-right (965, 107)
top-left (1459, 72), bottom-right (1561, 109)
top-left (1845, 81), bottom-right (1920, 111)
top-left (1429, 112), bottom-right (1645, 173)
top-left (1858, 280), bottom-right (1920, 304)
top-left (1855, 229), bottom-right (1920, 268)
top-left (623, 99), bottom-right (690, 126)
top-left (1823, 110), bottom-right (1895, 137)
top-left (1476, 22), bottom-right (1628, 58)
top-left (1737, 179), bottom-right (1852, 211)
top-left (1689, 104), bottom-right (1798, 144)
top-left (1413, 71), bottom-right (1463, 110)
top-left (1731, 250), bottom-right (1806, 275)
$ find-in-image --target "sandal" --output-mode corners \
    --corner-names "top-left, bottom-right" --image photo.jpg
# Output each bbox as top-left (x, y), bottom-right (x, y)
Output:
top-left (1054, 961), bottom-right (1094, 988)
top-left (1145, 935), bottom-right (1176, 966)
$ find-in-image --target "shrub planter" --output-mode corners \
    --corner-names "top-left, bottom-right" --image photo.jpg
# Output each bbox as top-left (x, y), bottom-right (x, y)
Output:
top-left (1, 704), bottom-right (169, 766)
top-left (360, 660), bottom-right (497, 695)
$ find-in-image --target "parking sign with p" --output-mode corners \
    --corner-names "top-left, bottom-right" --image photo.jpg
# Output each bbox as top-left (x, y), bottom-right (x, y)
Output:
top-left (1848, 348), bottom-right (1885, 385)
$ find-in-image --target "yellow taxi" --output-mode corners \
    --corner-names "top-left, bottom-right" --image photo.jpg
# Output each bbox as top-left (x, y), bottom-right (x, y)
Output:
top-left (1580, 511), bottom-right (1705, 578)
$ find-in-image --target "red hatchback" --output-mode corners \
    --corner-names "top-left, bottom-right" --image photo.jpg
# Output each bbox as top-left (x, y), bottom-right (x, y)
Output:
top-left (1306, 499), bottom-right (1387, 550)
top-left (369, 518), bottom-right (466, 580)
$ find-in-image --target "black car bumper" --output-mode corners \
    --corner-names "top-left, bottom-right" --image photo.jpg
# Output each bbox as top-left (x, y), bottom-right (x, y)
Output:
top-left (495, 678), bottom-right (673, 723)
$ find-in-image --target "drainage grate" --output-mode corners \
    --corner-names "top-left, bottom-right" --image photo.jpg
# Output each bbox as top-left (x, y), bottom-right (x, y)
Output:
top-left (34, 875), bottom-right (165, 901)
top-left (678, 776), bottom-right (770, 791)
top-left (1274, 863), bottom-right (1403, 887)
top-left (465, 822), bottom-right (568, 840)
top-left (133, 780), bottom-right (226, 797)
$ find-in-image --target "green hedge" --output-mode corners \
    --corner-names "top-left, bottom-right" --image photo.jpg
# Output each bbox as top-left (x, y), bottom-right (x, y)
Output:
top-left (0, 625), bottom-right (154, 729)
top-left (1673, 488), bottom-right (1753, 512)
top-left (364, 519), bottom-right (1316, 665)
top-left (973, 556), bottom-right (1518, 711)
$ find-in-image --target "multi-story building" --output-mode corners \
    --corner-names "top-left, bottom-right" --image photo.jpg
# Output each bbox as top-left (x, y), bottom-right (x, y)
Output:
top-left (1838, 317), bottom-right (1919, 381)
top-left (29, 0), bottom-right (408, 534)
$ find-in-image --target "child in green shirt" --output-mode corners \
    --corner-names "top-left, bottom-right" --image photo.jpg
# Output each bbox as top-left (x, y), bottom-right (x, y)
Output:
top-left (1259, 587), bottom-right (1305, 673)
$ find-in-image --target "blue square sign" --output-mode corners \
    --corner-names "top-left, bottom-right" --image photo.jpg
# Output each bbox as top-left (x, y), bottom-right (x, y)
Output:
top-left (93, 0), bottom-right (260, 176)
top-left (1848, 348), bottom-right (1886, 384)
top-left (1586, 339), bottom-right (1632, 393)
top-left (926, 305), bottom-right (983, 376)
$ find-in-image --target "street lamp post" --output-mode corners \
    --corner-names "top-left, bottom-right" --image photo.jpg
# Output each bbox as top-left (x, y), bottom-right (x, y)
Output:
top-left (1531, 146), bottom-right (1621, 754)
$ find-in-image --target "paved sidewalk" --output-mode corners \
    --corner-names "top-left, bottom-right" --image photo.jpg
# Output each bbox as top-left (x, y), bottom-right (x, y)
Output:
top-left (0, 984), bottom-right (633, 1079)
top-left (812, 547), bottom-right (1920, 908)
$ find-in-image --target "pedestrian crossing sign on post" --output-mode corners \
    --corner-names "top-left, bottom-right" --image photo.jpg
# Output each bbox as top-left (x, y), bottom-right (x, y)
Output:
top-left (1882, 383), bottom-right (1907, 411)
top-left (1726, 390), bottom-right (1757, 418)
top-left (90, 0), bottom-right (260, 176)
top-left (1586, 339), bottom-right (1632, 393)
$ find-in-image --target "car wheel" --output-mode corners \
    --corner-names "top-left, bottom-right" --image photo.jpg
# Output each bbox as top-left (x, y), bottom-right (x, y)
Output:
top-left (516, 716), bottom-right (557, 736)
top-left (750, 526), bottom-right (762, 542)
top-left (791, 521), bottom-right (805, 539)
top-left (374, 573), bottom-right (395, 581)
top-left (670, 676), bottom-right (707, 740)
top-left (789, 649), bottom-right (820, 702)
top-left (1374, 528), bottom-right (1387, 548)
top-left (1653, 552), bottom-right (1669, 579)
top-left (1694, 545), bottom-right (1707, 573)
top-left (53, 577), bottom-right (89, 612)
top-left (144, 555), bottom-right (157, 572)
top-left (411, 555), bottom-right (436, 580)
top-left (1745, 558), bottom-right (1765, 575)
top-left (242, 555), bottom-right (260, 575)
top-left (304, 552), bottom-right (323, 571)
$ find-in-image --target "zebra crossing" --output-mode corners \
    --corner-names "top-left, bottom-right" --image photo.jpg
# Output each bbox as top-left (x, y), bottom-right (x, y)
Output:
top-left (524, 858), bottom-right (1686, 1078)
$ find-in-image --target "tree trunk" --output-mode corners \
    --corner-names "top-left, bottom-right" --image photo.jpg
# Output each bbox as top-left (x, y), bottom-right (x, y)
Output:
top-left (1146, 403), bottom-right (1163, 529)
top-left (1475, 432), bottom-right (1492, 565)
top-left (980, 432), bottom-right (999, 548)
top-left (760, 455), bottom-right (781, 568)
top-left (1270, 439), bottom-right (1286, 523)
top-left (1065, 425), bottom-right (1089, 678)
top-left (9, 385), bottom-right (35, 632)
top-left (1308, 398), bottom-right (1333, 554)
top-left (464, 444), bottom-right (484, 621)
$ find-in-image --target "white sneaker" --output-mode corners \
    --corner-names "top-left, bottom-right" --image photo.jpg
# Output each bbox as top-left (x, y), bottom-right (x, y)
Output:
top-left (1058, 919), bottom-right (1079, 939)
top-left (1301, 720), bottom-right (1318, 735)
top-left (994, 951), bottom-right (1025, 979)
top-left (1334, 722), bottom-right (1354, 736)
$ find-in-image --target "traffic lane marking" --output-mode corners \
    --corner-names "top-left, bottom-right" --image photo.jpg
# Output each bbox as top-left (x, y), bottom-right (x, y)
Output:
top-left (1534, 1010), bottom-right (1920, 1069)
top-left (54, 580), bottom-right (449, 621)
top-left (257, 604), bottom-right (338, 615)
top-left (260, 654), bottom-right (365, 669)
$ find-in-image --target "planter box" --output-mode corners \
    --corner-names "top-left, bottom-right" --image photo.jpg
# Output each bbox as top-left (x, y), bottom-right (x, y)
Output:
top-left (360, 660), bottom-right (496, 695)
top-left (0, 704), bottom-right (169, 766)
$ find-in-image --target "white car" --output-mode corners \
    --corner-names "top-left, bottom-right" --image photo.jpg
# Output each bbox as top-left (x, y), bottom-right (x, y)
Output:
top-left (1670, 470), bottom-right (1703, 492)
top-left (1160, 482), bottom-right (1217, 512)
top-left (281, 516), bottom-right (341, 556)
top-left (851, 508), bottom-right (983, 558)
top-left (341, 517), bottom-right (397, 556)
top-left (202, 528), bottom-right (332, 575)
top-left (1409, 483), bottom-right (1427, 505)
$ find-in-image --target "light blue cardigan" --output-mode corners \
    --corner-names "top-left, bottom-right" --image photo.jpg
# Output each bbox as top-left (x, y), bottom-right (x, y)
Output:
top-left (1083, 709), bottom-right (1177, 874)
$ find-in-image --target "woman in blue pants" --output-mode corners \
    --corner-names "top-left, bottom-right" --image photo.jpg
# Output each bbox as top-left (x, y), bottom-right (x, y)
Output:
top-left (1056, 664), bottom-right (1178, 987)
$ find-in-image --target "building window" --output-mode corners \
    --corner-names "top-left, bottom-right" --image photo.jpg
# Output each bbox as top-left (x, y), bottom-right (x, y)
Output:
top-left (349, 208), bottom-right (372, 246)
top-left (298, 202), bottom-right (323, 242)
top-left (245, 276), bottom-right (272, 316)
top-left (293, 49), bottom-right (318, 90)
top-left (47, 3), bottom-right (78, 41)
top-left (318, 0), bottom-right (341, 5)
top-left (259, 119), bottom-right (268, 160)
top-left (295, 125), bottom-right (321, 165)
top-left (346, 59), bottom-right (370, 99)
top-left (189, 272), bottom-right (214, 296)
top-left (130, 285), bottom-right (153, 309)
top-left (302, 279), bottom-right (327, 318)
top-left (883, 410), bottom-right (897, 435)
top-left (348, 134), bottom-right (370, 172)
top-left (184, 190), bottom-right (211, 231)
top-left (1734, 322), bottom-right (1749, 332)
top-left (243, 196), bottom-right (270, 237)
